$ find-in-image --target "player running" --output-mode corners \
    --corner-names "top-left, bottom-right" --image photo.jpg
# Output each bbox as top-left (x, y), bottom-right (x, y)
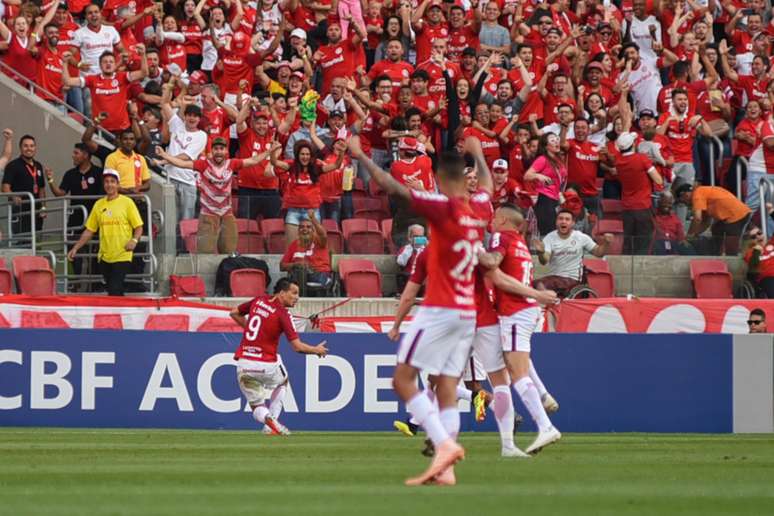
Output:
top-left (229, 278), bottom-right (328, 435)
top-left (349, 135), bottom-right (485, 486)
top-left (482, 204), bottom-right (562, 454)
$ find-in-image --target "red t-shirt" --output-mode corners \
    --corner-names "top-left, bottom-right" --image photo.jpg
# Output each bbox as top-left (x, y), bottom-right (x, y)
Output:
top-left (566, 139), bottom-right (601, 197)
top-left (409, 189), bottom-right (489, 310)
top-left (658, 113), bottom-right (698, 163)
top-left (470, 190), bottom-right (498, 328)
top-left (616, 152), bottom-right (656, 211)
top-left (408, 246), bottom-right (428, 284)
top-left (83, 72), bottom-right (132, 131)
top-left (390, 156), bottom-right (435, 191)
top-left (278, 164), bottom-right (322, 208)
top-left (317, 37), bottom-right (359, 95)
top-left (35, 46), bottom-right (65, 101)
top-left (237, 127), bottom-right (278, 190)
top-left (367, 59), bottom-right (414, 93)
top-left (180, 19), bottom-right (203, 54)
top-left (416, 59), bottom-right (461, 97)
top-left (462, 127), bottom-right (500, 167)
top-left (413, 21), bottom-right (449, 65)
top-left (736, 75), bottom-right (770, 104)
top-left (447, 25), bottom-right (479, 63)
top-left (735, 118), bottom-right (763, 158)
top-left (202, 106), bottom-right (232, 151)
top-left (216, 47), bottom-right (263, 94)
top-left (281, 237), bottom-right (332, 273)
top-left (318, 162), bottom-right (346, 202)
top-left (160, 40), bottom-right (187, 71)
top-left (488, 229), bottom-right (536, 316)
top-left (235, 295), bottom-right (298, 362)
top-left (745, 240), bottom-right (774, 280)
top-left (2, 34), bottom-right (36, 84)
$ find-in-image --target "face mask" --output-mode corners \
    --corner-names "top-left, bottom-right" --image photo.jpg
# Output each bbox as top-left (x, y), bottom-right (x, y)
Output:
top-left (413, 236), bottom-right (428, 247)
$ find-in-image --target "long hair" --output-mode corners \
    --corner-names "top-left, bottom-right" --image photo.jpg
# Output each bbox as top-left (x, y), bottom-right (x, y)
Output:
top-left (537, 133), bottom-right (564, 173)
top-left (291, 140), bottom-right (319, 184)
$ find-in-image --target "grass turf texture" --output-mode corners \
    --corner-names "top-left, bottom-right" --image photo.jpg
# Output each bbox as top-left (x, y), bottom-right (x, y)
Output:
top-left (0, 429), bottom-right (773, 516)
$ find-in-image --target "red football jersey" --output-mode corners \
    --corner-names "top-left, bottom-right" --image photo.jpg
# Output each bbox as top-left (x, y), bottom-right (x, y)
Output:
top-left (409, 190), bottom-right (489, 310)
top-left (83, 72), bottom-right (131, 131)
top-left (237, 126), bottom-right (277, 189)
top-left (317, 38), bottom-right (359, 94)
top-left (488, 229), bottom-right (535, 316)
top-left (391, 156), bottom-right (436, 191)
top-left (235, 295), bottom-right (299, 362)
top-left (470, 190), bottom-right (497, 328)
top-left (566, 139), bottom-right (601, 197)
top-left (408, 247), bottom-right (428, 284)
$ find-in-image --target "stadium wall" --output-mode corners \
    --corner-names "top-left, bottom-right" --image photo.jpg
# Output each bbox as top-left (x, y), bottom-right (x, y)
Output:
top-left (0, 330), bottom-right (771, 433)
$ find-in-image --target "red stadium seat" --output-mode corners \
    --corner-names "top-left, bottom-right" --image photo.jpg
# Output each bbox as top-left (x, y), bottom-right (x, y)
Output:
top-left (368, 178), bottom-right (384, 197)
top-left (583, 258), bottom-right (615, 297)
top-left (322, 219), bottom-right (343, 254)
top-left (338, 259), bottom-right (382, 297)
top-left (179, 219), bottom-right (198, 253)
top-left (0, 258), bottom-right (12, 295)
top-left (351, 178), bottom-right (368, 200)
top-left (236, 218), bottom-right (266, 254)
top-left (600, 199), bottom-right (623, 220)
top-left (690, 260), bottom-right (733, 299)
top-left (353, 197), bottom-right (390, 222)
top-left (342, 218), bottom-right (384, 254)
top-left (593, 219), bottom-right (624, 255)
top-left (381, 219), bottom-right (395, 254)
top-left (230, 268), bottom-right (267, 297)
top-left (260, 218), bottom-right (288, 254)
top-left (12, 256), bottom-right (56, 296)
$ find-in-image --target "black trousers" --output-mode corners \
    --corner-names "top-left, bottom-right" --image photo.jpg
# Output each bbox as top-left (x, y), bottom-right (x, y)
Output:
top-left (237, 188), bottom-right (282, 220)
top-left (622, 209), bottom-right (653, 255)
top-left (100, 260), bottom-right (132, 296)
top-left (535, 195), bottom-right (559, 237)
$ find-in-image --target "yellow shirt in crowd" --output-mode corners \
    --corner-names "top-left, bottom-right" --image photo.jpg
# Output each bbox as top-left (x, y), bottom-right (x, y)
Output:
top-left (85, 195), bottom-right (143, 263)
top-left (105, 150), bottom-right (151, 190)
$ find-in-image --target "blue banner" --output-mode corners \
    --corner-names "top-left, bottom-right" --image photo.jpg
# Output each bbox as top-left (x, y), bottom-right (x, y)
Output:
top-left (0, 330), bottom-right (732, 432)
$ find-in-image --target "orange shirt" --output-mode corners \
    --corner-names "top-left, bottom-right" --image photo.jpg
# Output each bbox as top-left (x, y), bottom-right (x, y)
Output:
top-left (692, 186), bottom-right (751, 224)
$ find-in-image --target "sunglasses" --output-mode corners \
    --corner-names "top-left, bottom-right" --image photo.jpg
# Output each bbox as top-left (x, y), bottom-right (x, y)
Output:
top-left (747, 319), bottom-right (764, 325)
top-left (600, 31), bottom-right (612, 36)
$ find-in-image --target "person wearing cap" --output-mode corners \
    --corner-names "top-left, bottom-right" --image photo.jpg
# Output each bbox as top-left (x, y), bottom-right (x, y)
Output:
top-left (389, 136), bottom-right (435, 247)
top-left (491, 159), bottom-right (522, 207)
top-left (614, 131), bottom-right (663, 254)
top-left (67, 169), bottom-right (143, 296)
top-left (410, 0), bottom-right (449, 65)
top-left (160, 89), bottom-right (208, 222)
top-left (156, 137), bottom-right (275, 254)
top-left (636, 108), bottom-right (673, 187)
top-left (312, 14), bottom-right (365, 95)
top-left (677, 184), bottom-right (752, 256)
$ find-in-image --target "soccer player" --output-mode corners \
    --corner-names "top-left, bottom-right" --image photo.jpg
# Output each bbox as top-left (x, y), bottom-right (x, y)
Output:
top-left (349, 134), bottom-right (485, 486)
top-left (229, 278), bottom-right (328, 435)
top-left (483, 203), bottom-right (562, 454)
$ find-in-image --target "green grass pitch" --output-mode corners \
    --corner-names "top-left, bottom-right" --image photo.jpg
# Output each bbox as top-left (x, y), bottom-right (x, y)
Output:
top-left (1, 428), bottom-right (773, 516)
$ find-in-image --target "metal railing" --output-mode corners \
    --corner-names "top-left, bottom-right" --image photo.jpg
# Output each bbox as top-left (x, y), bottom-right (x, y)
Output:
top-left (736, 157), bottom-right (749, 201)
top-left (0, 192), bottom-right (37, 252)
top-left (759, 177), bottom-right (774, 240)
top-left (707, 135), bottom-right (724, 187)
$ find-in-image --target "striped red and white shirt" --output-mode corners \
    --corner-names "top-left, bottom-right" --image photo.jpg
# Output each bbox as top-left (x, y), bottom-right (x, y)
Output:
top-left (193, 158), bottom-right (244, 216)
top-left (748, 119), bottom-right (774, 173)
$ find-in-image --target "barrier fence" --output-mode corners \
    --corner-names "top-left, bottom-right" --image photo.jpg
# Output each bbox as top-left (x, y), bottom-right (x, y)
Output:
top-left (1, 329), bottom-right (771, 433)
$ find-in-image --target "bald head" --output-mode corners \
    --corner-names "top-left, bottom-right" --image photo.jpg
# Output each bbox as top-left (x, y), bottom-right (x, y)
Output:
top-left (494, 203), bottom-right (524, 231)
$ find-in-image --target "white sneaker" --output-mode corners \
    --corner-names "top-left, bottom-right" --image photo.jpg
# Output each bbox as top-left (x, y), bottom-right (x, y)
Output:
top-left (525, 426), bottom-right (561, 455)
top-left (542, 393), bottom-right (559, 413)
top-left (501, 446), bottom-right (531, 458)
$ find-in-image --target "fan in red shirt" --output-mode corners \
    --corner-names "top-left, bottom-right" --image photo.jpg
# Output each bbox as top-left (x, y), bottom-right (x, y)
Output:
top-left (280, 210), bottom-right (333, 292)
top-left (446, 4), bottom-right (480, 62)
top-left (1, 3), bottom-right (57, 86)
top-left (33, 24), bottom-right (68, 102)
top-left (562, 118), bottom-right (601, 213)
top-left (411, 0), bottom-right (450, 65)
top-left (212, 28), bottom-right (278, 97)
top-left (656, 88), bottom-right (712, 186)
top-left (229, 277), bottom-right (328, 435)
top-left (491, 159), bottom-right (524, 208)
top-left (63, 48), bottom-right (148, 133)
top-left (313, 15), bottom-right (364, 95)
top-left (613, 132), bottom-right (663, 255)
top-left (390, 137), bottom-right (436, 191)
top-left (366, 38), bottom-right (414, 93)
top-left (179, 1), bottom-right (203, 71)
top-left (744, 228), bottom-right (774, 298)
top-left (508, 45), bottom-right (545, 124)
top-left (734, 100), bottom-right (764, 160)
top-left (155, 15), bottom-right (188, 72)
top-left (416, 39), bottom-right (463, 97)
top-left (462, 104), bottom-right (501, 168)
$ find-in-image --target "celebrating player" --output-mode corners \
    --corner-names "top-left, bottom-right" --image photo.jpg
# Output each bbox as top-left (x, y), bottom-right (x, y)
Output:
top-left (349, 134), bottom-right (487, 486)
top-left (229, 278), bottom-right (328, 435)
top-left (482, 204), bottom-right (562, 454)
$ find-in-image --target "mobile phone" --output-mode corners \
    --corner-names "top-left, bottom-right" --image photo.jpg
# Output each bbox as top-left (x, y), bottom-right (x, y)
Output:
top-left (99, 111), bottom-right (108, 119)
top-left (742, 8), bottom-right (755, 15)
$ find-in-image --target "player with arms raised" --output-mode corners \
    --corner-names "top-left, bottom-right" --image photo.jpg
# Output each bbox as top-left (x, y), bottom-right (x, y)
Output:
top-left (482, 204), bottom-right (562, 454)
top-left (349, 135), bottom-right (486, 486)
top-left (229, 278), bottom-right (328, 435)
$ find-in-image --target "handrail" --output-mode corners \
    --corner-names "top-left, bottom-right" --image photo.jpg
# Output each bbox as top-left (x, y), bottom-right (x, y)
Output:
top-left (737, 157), bottom-right (749, 201)
top-left (708, 135), bottom-right (723, 187)
top-left (0, 192), bottom-right (37, 253)
top-left (758, 177), bottom-right (774, 240)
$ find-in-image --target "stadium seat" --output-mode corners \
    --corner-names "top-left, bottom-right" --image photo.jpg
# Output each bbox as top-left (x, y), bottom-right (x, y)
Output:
top-left (368, 178), bottom-right (384, 197)
top-left (12, 256), bottom-right (56, 296)
top-left (690, 260), bottom-right (733, 299)
top-left (260, 218), bottom-right (288, 254)
top-left (600, 199), bottom-right (623, 220)
top-left (583, 258), bottom-right (615, 297)
top-left (230, 268), bottom-right (267, 297)
top-left (0, 258), bottom-right (12, 295)
top-left (338, 259), bottom-right (382, 297)
top-left (322, 219), bottom-right (343, 254)
top-left (179, 219), bottom-right (198, 253)
top-left (342, 219), bottom-right (384, 254)
top-left (351, 178), bottom-right (368, 200)
top-left (593, 219), bottom-right (624, 255)
top-left (353, 197), bottom-right (390, 221)
top-left (236, 218), bottom-right (265, 254)
top-left (381, 218), bottom-right (395, 253)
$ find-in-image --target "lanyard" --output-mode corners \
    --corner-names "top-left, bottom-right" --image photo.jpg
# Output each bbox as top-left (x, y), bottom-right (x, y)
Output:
top-left (25, 163), bottom-right (38, 195)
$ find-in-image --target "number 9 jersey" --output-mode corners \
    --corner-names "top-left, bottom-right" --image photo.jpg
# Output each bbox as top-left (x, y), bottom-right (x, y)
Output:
top-left (234, 296), bottom-right (299, 363)
top-left (409, 189), bottom-right (490, 310)
top-left (488, 229), bottom-right (537, 316)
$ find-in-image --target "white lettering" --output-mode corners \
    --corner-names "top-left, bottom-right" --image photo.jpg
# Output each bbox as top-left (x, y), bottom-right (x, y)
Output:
top-left (30, 351), bottom-right (73, 409)
top-left (197, 353), bottom-right (240, 413)
top-left (81, 352), bottom-right (115, 410)
top-left (0, 350), bottom-right (22, 409)
top-left (305, 355), bottom-right (355, 412)
top-left (139, 353), bottom-right (194, 411)
top-left (363, 355), bottom-right (397, 413)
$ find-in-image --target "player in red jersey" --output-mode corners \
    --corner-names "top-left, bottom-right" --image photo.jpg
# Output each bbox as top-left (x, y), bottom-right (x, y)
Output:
top-left (482, 203), bottom-right (561, 455)
top-left (229, 278), bottom-right (328, 435)
top-left (349, 134), bottom-right (488, 486)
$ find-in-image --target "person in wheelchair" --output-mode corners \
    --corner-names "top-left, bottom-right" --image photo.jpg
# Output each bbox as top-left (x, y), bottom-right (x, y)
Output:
top-left (742, 225), bottom-right (774, 298)
top-left (533, 209), bottom-right (613, 297)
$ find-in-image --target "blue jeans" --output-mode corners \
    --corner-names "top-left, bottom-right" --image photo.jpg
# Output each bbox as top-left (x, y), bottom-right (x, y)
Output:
top-left (236, 188), bottom-right (281, 220)
top-left (66, 87), bottom-right (84, 114)
top-left (174, 181), bottom-right (198, 222)
top-left (746, 169), bottom-right (769, 211)
top-left (320, 200), bottom-right (341, 223)
top-left (285, 207), bottom-right (320, 225)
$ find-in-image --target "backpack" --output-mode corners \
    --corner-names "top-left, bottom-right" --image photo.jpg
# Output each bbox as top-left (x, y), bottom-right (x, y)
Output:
top-left (214, 256), bottom-right (272, 296)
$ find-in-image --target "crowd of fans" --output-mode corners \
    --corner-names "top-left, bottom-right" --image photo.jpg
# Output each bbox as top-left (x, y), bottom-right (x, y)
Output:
top-left (2, 0), bottom-right (774, 295)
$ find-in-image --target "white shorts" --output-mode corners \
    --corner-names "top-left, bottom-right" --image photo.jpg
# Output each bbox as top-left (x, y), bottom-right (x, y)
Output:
top-left (398, 306), bottom-right (476, 377)
top-left (462, 353), bottom-right (486, 383)
top-left (235, 356), bottom-right (288, 405)
top-left (499, 306), bottom-right (542, 353)
top-left (472, 324), bottom-right (507, 374)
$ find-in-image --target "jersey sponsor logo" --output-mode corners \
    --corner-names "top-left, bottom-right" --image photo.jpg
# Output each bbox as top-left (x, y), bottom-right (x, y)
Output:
top-left (94, 87), bottom-right (120, 95)
top-left (321, 54), bottom-right (345, 68)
